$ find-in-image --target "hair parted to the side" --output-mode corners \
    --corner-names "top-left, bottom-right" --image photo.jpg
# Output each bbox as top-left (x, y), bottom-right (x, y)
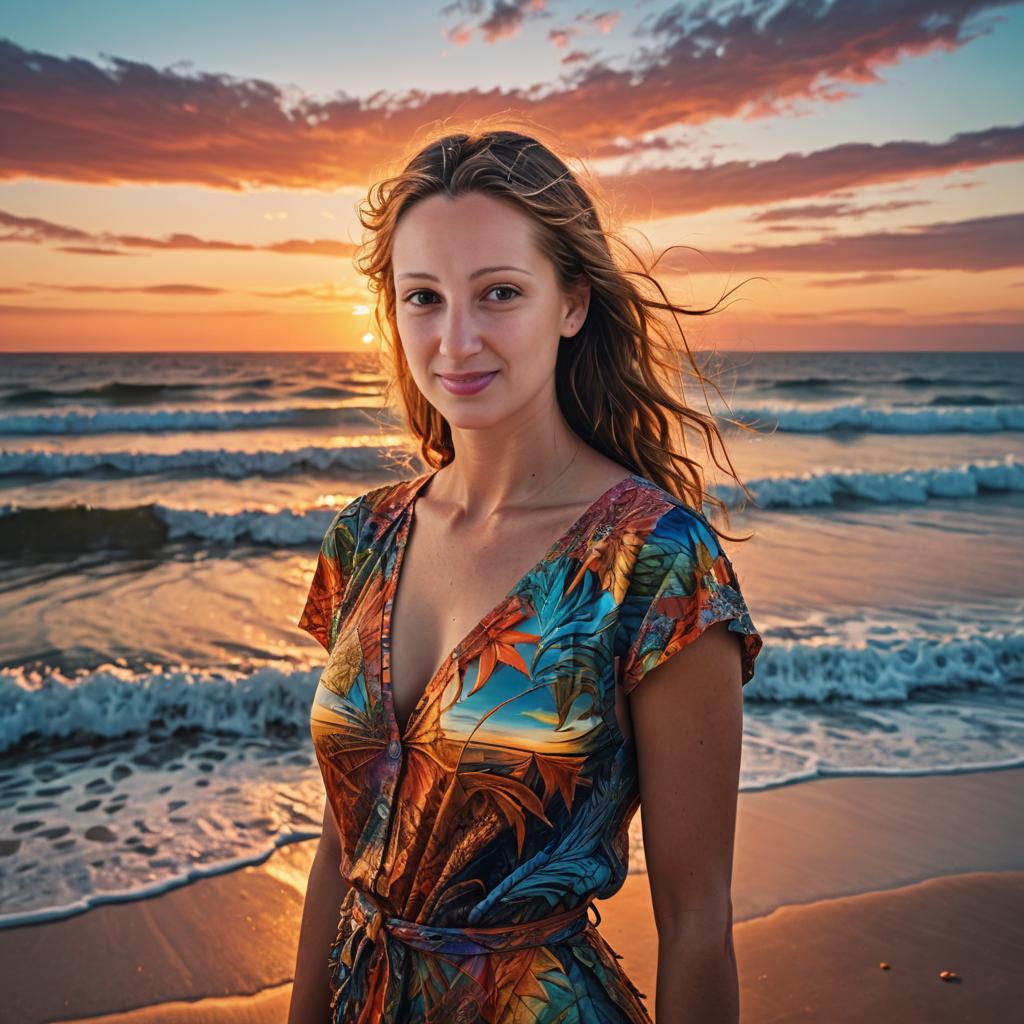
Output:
top-left (354, 114), bottom-right (769, 544)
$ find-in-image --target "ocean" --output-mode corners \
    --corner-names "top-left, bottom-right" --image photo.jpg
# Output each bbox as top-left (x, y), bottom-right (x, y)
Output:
top-left (1, 348), bottom-right (1021, 928)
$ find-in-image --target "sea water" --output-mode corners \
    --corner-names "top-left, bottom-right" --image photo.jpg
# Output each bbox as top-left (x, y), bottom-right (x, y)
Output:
top-left (1, 349), bottom-right (1021, 924)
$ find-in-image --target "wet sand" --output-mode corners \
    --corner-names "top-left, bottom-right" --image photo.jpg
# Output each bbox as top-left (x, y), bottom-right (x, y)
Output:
top-left (3, 766), bottom-right (1021, 1023)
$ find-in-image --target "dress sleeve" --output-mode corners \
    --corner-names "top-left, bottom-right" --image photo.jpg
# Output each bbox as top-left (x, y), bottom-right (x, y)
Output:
top-left (296, 494), bottom-right (364, 654)
top-left (617, 503), bottom-right (763, 695)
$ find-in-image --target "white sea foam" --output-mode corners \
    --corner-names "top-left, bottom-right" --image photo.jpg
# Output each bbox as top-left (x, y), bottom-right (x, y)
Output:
top-left (744, 630), bottom-right (1024, 702)
top-left (7, 401), bottom-right (1021, 437)
top-left (1, 458), bottom-right (1019, 544)
top-left (0, 443), bottom-right (389, 478)
top-left (0, 661), bottom-right (321, 752)
top-left (4, 663), bottom-right (1019, 929)
top-left (3, 628), bottom-right (1022, 755)
top-left (0, 727), bottom-right (325, 928)
top-left (0, 404), bottom-right (378, 434)
top-left (732, 403), bottom-right (1024, 433)
top-left (712, 454), bottom-right (1024, 509)
top-left (155, 504), bottom-right (336, 544)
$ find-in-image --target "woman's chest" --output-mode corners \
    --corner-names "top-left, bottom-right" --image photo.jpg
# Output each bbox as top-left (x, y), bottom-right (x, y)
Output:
top-left (385, 520), bottom-right (568, 738)
top-left (309, 546), bottom-right (627, 790)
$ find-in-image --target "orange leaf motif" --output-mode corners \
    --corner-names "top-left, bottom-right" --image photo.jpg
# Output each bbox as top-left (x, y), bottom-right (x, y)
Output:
top-left (467, 608), bottom-right (541, 695)
top-left (458, 770), bottom-right (553, 856)
top-left (531, 751), bottom-right (592, 812)
top-left (567, 524), bottom-right (648, 604)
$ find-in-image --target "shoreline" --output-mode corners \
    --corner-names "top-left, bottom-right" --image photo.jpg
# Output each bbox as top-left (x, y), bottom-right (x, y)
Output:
top-left (2, 766), bottom-right (1021, 1022)
top-left (6, 759), bottom-right (1022, 932)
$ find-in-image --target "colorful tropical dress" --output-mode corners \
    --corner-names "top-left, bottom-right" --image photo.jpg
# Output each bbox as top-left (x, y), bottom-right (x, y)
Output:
top-left (298, 469), bottom-right (763, 1023)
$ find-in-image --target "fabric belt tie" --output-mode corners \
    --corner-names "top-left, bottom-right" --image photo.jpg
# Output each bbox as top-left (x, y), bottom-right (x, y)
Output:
top-left (344, 884), bottom-right (600, 957)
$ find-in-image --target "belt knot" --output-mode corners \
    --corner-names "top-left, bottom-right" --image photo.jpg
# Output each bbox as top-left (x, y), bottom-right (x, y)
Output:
top-left (343, 884), bottom-right (599, 957)
top-left (363, 900), bottom-right (386, 944)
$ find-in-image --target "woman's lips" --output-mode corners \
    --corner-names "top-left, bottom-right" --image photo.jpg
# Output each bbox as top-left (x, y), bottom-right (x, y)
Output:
top-left (437, 371), bottom-right (498, 396)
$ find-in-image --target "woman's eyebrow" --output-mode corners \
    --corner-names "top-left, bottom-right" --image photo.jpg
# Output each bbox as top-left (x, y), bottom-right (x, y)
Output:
top-left (397, 265), bottom-right (534, 281)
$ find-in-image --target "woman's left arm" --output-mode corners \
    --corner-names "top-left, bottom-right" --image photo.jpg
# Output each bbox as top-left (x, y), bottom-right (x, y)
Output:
top-left (628, 618), bottom-right (746, 1024)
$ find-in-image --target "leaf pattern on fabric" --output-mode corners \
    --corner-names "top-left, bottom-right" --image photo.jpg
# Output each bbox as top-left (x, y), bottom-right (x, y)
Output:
top-left (466, 603), bottom-right (541, 694)
top-left (297, 494), bottom-right (365, 653)
top-left (298, 471), bottom-right (764, 1022)
top-left (619, 503), bottom-right (764, 694)
top-left (531, 752), bottom-right (592, 812)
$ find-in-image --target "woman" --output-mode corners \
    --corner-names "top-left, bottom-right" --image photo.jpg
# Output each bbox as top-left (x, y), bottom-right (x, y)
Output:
top-left (289, 123), bottom-right (764, 1023)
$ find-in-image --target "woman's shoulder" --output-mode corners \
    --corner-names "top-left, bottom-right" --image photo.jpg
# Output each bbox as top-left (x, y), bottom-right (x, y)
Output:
top-left (314, 476), bottom-right (405, 553)
top-left (613, 476), bottom-right (763, 688)
top-left (328, 471), bottom-right (425, 523)
top-left (616, 473), bottom-right (719, 548)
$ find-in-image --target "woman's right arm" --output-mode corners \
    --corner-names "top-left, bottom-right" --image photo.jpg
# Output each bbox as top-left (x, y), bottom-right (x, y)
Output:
top-left (288, 798), bottom-right (352, 1024)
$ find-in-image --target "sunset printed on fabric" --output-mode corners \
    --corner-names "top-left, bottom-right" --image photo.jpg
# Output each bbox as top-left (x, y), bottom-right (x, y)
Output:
top-left (298, 469), bottom-right (763, 1023)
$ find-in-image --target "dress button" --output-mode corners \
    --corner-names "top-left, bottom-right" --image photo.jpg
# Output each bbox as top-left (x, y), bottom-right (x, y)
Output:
top-left (387, 739), bottom-right (401, 760)
top-left (376, 801), bottom-right (389, 819)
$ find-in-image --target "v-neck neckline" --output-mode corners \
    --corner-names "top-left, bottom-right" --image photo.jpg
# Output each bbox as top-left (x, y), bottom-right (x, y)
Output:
top-left (380, 468), bottom-right (640, 742)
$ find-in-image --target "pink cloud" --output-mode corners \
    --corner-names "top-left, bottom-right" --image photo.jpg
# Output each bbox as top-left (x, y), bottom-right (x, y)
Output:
top-left (0, 209), bottom-right (355, 258)
top-left (809, 272), bottom-right (928, 287)
top-left (28, 282), bottom-right (226, 295)
top-left (601, 124), bottom-right (1024, 217)
top-left (443, 0), bottom-right (550, 46)
top-left (5, 205), bottom-right (1020, 275)
top-left (668, 212), bottom-right (1024, 273)
top-left (750, 199), bottom-right (931, 221)
top-left (0, 3), bottom-right (1014, 189)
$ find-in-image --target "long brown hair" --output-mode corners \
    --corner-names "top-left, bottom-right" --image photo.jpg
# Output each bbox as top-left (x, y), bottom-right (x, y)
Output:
top-left (355, 116), bottom-right (766, 544)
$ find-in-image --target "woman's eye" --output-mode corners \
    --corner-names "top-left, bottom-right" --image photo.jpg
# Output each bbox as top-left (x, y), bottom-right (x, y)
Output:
top-left (403, 286), bottom-right (520, 307)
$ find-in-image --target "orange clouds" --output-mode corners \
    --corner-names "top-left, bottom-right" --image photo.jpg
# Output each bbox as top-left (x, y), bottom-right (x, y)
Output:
top-left (1, 2), bottom-right (1017, 190)
top-left (4, 205), bottom-right (1022, 278)
top-left (2, 1), bottom-right (1021, 350)
top-left (27, 282), bottom-right (226, 295)
top-left (0, 210), bottom-right (355, 258)
top-left (669, 212), bottom-right (1024, 274)
top-left (601, 124), bottom-right (1024, 219)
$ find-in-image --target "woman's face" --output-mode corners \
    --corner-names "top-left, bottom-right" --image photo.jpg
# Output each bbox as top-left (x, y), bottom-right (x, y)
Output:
top-left (391, 191), bottom-right (589, 430)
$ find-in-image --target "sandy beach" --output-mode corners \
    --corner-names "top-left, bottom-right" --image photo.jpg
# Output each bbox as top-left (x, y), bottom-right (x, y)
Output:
top-left (3, 766), bottom-right (1021, 1023)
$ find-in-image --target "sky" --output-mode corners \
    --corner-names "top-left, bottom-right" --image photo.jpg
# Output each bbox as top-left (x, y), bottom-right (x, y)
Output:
top-left (1, 0), bottom-right (1022, 352)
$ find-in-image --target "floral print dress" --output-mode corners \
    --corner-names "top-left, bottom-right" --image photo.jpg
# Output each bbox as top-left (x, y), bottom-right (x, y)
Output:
top-left (298, 469), bottom-right (763, 1023)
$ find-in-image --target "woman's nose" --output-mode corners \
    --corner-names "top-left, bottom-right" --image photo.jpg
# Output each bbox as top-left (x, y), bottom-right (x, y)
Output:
top-left (437, 311), bottom-right (485, 357)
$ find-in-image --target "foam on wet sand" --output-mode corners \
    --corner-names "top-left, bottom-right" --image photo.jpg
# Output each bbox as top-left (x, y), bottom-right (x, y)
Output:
top-left (3, 766), bottom-right (1021, 1023)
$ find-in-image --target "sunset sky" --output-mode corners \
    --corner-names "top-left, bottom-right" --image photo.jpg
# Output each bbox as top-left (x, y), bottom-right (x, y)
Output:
top-left (2, 0), bottom-right (1022, 352)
